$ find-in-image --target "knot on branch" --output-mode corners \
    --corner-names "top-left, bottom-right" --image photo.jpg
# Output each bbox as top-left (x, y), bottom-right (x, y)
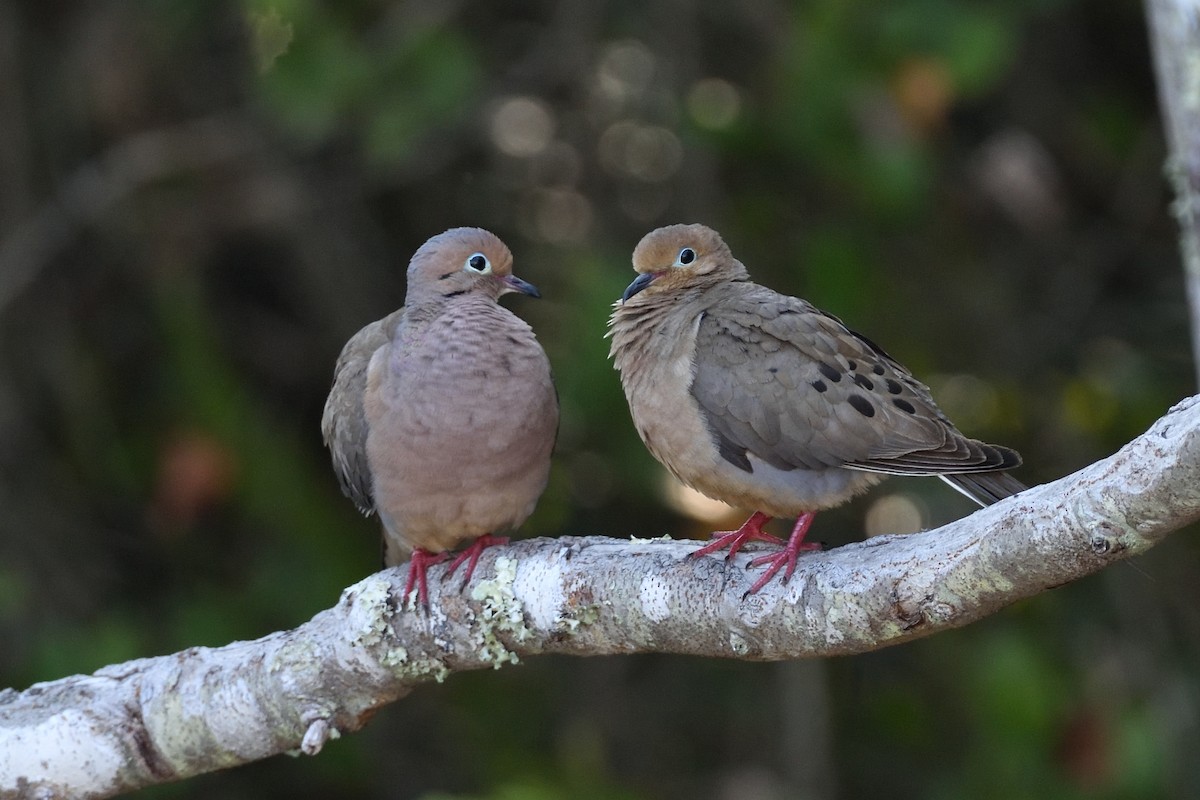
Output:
top-left (299, 718), bottom-right (338, 756)
top-left (1088, 523), bottom-right (1127, 557)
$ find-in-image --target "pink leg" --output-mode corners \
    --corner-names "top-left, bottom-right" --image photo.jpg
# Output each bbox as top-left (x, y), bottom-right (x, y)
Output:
top-left (403, 548), bottom-right (451, 609)
top-left (743, 512), bottom-right (821, 596)
top-left (444, 534), bottom-right (510, 588)
top-left (692, 511), bottom-right (783, 560)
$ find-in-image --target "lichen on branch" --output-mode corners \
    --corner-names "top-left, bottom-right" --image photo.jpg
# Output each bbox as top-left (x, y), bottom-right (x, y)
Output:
top-left (2, 396), bottom-right (1200, 800)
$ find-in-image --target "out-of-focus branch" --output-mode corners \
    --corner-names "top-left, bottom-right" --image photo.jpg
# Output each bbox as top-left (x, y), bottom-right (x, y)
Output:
top-left (0, 114), bottom-right (263, 317)
top-left (1147, 0), bottom-right (1200, 384)
top-left (2, 396), bottom-right (1199, 799)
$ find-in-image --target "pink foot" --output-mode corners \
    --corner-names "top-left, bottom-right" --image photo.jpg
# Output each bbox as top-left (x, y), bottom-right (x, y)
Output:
top-left (444, 534), bottom-right (510, 589)
top-left (743, 512), bottom-right (821, 596)
top-left (692, 511), bottom-right (782, 561)
top-left (403, 548), bottom-right (451, 609)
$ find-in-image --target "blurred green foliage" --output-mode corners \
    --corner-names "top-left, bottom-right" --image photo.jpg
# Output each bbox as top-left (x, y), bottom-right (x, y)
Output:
top-left (0, 0), bottom-right (1196, 798)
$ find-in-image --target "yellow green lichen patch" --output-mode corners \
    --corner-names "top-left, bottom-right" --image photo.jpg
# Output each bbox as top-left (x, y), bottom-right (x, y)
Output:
top-left (555, 600), bottom-right (602, 632)
top-left (379, 646), bottom-right (408, 668)
top-left (468, 557), bottom-right (532, 668)
top-left (400, 655), bottom-right (450, 683)
top-left (347, 576), bottom-right (397, 649)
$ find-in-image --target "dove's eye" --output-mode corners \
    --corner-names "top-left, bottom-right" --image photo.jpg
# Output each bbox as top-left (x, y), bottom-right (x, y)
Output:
top-left (676, 247), bottom-right (696, 266)
top-left (465, 253), bottom-right (492, 274)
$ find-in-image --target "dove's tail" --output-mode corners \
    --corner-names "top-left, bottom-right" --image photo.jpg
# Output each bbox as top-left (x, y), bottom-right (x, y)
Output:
top-left (941, 471), bottom-right (1028, 507)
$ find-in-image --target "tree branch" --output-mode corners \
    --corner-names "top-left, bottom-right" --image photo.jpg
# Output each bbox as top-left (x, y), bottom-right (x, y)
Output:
top-left (1146, 0), bottom-right (1200, 384)
top-left (3, 395), bottom-right (1200, 799)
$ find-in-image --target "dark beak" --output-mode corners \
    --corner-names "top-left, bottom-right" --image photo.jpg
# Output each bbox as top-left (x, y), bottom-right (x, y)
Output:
top-left (503, 275), bottom-right (541, 298)
top-left (621, 272), bottom-right (657, 303)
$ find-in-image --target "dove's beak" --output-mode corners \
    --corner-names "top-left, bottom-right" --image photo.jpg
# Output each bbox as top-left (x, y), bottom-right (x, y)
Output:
top-left (503, 275), bottom-right (541, 298)
top-left (621, 272), bottom-right (658, 303)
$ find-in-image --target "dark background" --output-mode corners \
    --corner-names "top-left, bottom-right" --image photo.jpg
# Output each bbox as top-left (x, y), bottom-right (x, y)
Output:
top-left (1, 1), bottom-right (1196, 797)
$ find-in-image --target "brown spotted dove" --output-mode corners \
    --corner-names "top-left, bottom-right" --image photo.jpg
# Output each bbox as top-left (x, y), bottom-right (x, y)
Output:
top-left (608, 223), bottom-right (1024, 595)
top-left (323, 227), bottom-right (558, 607)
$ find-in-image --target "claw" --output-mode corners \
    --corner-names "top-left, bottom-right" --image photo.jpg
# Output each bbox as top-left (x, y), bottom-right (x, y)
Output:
top-left (691, 511), bottom-right (782, 561)
top-left (741, 512), bottom-right (821, 597)
top-left (403, 549), bottom-right (451, 609)
top-left (444, 534), bottom-right (510, 590)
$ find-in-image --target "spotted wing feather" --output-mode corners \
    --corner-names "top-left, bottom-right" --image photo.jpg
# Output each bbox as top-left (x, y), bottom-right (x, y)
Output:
top-left (690, 285), bottom-right (1021, 480)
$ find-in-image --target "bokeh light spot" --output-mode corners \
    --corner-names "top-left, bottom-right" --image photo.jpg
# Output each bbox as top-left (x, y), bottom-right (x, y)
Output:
top-left (687, 78), bottom-right (742, 129)
top-left (599, 121), bottom-right (682, 182)
top-left (490, 96), bottom-right (555, 157)
top-left (596, 39), bottom-right (656, 101)
top-left (664, 476), bottom-right (734, 523)
top-left (864, 493), bottom-right (927, 536)
top-left (930, 373), bottom-right (1002, 431)
top-left (519, 188), bottom-right (593, 244)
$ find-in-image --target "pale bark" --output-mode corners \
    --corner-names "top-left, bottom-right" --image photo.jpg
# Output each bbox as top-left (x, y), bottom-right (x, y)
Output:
top-left (1147, 0), bottom-right (1200, 383)
top-left (2, 395), bottom-right (1199, 800)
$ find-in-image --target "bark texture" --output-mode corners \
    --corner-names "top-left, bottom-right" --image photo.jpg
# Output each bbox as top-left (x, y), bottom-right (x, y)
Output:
top-left (2, 396), bottom-right (1199, 800)
top-left (1147, 0), bottom-right (1200, 381)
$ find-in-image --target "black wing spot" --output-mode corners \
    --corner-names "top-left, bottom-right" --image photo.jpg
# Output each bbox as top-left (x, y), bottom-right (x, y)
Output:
top-left (886, 378), bottom-right (903, 395)
top-left (715, 432), bottom-right (752, 472)
top-left (872, 364), bottom-right (886, 375)
top-left (847, 359), bottom-right (858, 371)
top-left (893, 398), bottom-right (917, 414)
top-left (811, 379), bottom-right (828, 393)
top-left (817, 362), bottom-right (842, 382)
top-left (768, 367), bottom-right (779, 374)
top-left (852, 374), bottom-right (874, 391)
top-left (847, 394), bottom-right (875, 417)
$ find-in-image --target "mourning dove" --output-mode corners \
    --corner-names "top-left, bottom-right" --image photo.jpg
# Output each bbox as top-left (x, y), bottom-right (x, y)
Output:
top-left (323, 227), bottom-right (558, 607)
top-left (608, 223), bottom-right (1024, 595)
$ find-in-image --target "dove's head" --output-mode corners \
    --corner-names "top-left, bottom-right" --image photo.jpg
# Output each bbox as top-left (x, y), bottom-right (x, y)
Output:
top-left (621, 223), bottom-right (741, 303)
top-left (407, 227), bottom-right (540, 303)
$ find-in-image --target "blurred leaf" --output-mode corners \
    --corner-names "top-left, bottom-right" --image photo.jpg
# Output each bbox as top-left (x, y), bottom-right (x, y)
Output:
top-left (801, 225), bottom-right (874, 319)
top-left (365, 29), bottom-right (481, 164)
top-left (248, 8), bottom-right (294, 74)
top-left (1116, 707), bottom-right (1168, 796)
top-left (256, 14), bottom-right (375, 143)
